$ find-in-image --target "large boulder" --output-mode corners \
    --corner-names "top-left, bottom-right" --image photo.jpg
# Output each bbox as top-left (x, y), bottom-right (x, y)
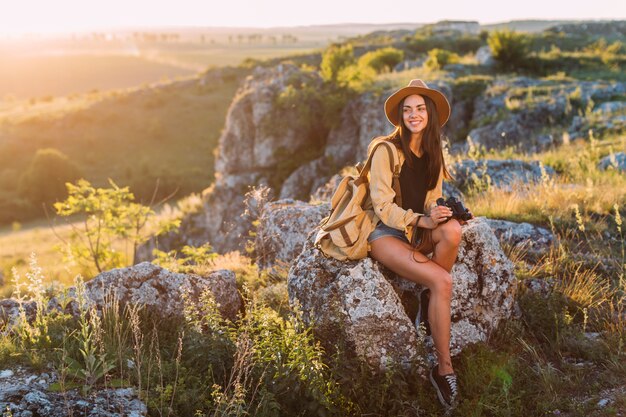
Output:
top-left (452, 159), bottom-right (555, 192)
top-left (82, 262), bottom-right (241, 321)
top-left (484, 219), bottom-right (554, 255)
top-left (288, 217), bottom-right (516, 371)
top-left (0, 263), bottom-right (242, 329)
top-left (598, 152), bottom-right (626, 172)
top-left (255, 200), bottom-right (329, 272)
top-left (0, 366), bottom-right (147, 417)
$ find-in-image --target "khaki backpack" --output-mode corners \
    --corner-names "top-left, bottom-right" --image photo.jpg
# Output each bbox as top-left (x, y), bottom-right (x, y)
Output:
top-left (314, 140), bottom-right (402, 261)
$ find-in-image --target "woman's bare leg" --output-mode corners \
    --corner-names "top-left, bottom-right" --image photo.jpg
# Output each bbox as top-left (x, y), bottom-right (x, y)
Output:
top-left (370, 237), bottom-right (454, 375)
top-left (430, 219), bottom-right (462, 273)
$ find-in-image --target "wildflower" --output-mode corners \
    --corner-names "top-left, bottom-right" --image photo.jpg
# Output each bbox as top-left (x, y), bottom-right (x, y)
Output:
top-left (573, 204), bottom-right (585, 232)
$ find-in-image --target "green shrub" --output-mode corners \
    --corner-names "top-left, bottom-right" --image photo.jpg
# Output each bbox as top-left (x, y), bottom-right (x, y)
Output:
top-left (17, 148), bottom-right (82, 205)
top-left (488, 29), bottom-right (531, 71)
top-left (407, 33), bottom-right (483, 55)
top-left (320, 44), bottom-right (355, 82)
top-left (336, 64), bottom-right (376, 91)
top-left (424, 48), bottom-right (460, 70)
top-left (53, 179), bottom-right (180, 275)
top-left (357, 47), bottom-right (404, 73)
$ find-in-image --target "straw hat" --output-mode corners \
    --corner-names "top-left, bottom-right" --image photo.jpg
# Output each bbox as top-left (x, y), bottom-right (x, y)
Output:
top-left (384, 79), bottom-right (451, 127)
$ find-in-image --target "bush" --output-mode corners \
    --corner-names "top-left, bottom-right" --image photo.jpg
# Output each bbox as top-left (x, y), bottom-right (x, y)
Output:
top-left (424, 48), bottom-right (460, 70)
top-left (17, 148), bottom-right (82, 205)
top-left (320, 44), bottom-right (355, 82)
top-left (336, 64), bottom-right (376, 91)
top-left (406, 33), bottom-right (483, 55)
top-left (357, 47), bottom-right (404, 73)
top-left (488, 29), bottom-right (531, 71)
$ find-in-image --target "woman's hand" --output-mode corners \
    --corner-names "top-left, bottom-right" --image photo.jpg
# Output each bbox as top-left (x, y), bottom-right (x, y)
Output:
top-left (418, 205), bottom-right (453, 229)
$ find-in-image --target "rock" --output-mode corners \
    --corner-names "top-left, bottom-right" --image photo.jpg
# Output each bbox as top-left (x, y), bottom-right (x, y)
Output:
top-left (137, 64), bottom-right (330, 257)
top-left (593, 101), bottom-right (626, 115)
top-left (0, 299), bottom-right (37, 328)
top-left (288, 241), bottom-right (427, 372)
top-left (485, 219), bottom-right (554, 255)
top-left (279, 159), bottom-right (336, 201)
top-left (311, 174), bottom-right (343, 203)
top-left (598, 152), bottom-right (626, 172)
top-left (468, 78), bottom-right (626, 152)
top-left (452, 159), bottom-right (555, 192)
top-left (256, 200), bottom-right (329, 272)
top-left (1, 263), bottom-right (242, 329)
top-left (394, 58), bottom-right (426, 72)
top-left (288, 217), bottom-right (516, 371)
top-left (475, 45), bottom-right (495, 67)
top-left (0, 370), bottom-right (13, 379)
top-left (82, 262), bottom-right (241, 321)
top-left (0, 367), bottom-right (148, 417)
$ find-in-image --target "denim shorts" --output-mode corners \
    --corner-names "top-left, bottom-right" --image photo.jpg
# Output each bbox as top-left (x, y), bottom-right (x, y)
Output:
top-left (367, 221), bottom-right (410, 244)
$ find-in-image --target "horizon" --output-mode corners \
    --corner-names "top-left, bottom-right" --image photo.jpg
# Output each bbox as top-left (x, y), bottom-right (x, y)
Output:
top-left (1, 0), bottom-right (624, 36)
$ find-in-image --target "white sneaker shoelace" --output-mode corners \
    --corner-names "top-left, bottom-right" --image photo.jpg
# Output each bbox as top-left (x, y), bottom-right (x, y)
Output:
top-left (444, 374), bottom-right (458, 400)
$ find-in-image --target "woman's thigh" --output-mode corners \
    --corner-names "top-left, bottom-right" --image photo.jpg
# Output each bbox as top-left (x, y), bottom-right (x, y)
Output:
top-left (369, 236), bottom-right (449, 288)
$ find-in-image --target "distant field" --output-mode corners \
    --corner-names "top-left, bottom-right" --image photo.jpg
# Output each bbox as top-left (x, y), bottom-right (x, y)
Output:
top-left (0, 44), bottom-right (318, 100)
top-left (155, 46), bottom-right (317, 68)
top-left (0, 54), bottom-right (196, 100)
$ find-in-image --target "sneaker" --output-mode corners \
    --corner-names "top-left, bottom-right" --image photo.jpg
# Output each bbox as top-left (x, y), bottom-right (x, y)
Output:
top-left (415, 288), bottom-right (431, 336)
top-left (429, 365), bottom-right (458, 409)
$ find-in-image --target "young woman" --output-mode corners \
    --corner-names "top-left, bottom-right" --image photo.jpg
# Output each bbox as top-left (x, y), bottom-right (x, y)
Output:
top-left (366, 79), bottom-right (469, 409)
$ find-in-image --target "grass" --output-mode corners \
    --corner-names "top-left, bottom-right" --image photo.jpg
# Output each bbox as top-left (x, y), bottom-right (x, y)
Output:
top-left (0, 66), bottom-right (248, 224)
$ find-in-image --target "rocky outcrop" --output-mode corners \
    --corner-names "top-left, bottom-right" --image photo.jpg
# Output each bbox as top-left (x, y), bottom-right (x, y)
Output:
top-left (467, 78), bottom-right (626, 152)
top-left (0, 367), bottom-right (147, 417)
top-left (598, 152), bottom-right (626, 172)
top-left (0, 263), bottom-right (242, 329)
top-left (287, 217), bottom-right (516, 371)
top-left (475, 45), bottom-right (495, 67)
top-left (452, 159), bottom-right (555, 192)
top-left (255, 200), bottom-right (329, 272)
top-left (137, 64), bottom-right (331, 256)
top-left (81, 262), bottom-right (241, 320)
top-left (289, 241), bottom-right (427, 372)
top-left (485, 219), bottom-right (554, 255)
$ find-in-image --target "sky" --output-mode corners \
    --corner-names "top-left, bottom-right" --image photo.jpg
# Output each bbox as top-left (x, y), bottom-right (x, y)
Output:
top-left (1, 0), bottom-right (625, 35)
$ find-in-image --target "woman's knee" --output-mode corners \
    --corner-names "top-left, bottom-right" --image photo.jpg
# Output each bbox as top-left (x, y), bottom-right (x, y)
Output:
top-left (432, 271), bottom-right (453, 298)
top-left (439, 219), bottom-right (462, 246)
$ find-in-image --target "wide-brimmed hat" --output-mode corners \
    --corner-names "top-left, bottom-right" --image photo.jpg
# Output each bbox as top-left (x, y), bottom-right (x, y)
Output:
top-left (384, 79), bottom-right (451, 127)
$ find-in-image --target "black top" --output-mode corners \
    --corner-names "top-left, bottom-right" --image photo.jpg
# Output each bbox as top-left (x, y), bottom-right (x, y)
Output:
top-left (400, 151), bottom-right (429, 213)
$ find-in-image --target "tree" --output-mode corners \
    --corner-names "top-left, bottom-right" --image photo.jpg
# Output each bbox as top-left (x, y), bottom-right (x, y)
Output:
top-left (53, 179), bottom-right (180, 275)
top-left (487, 29), bottom-right (530, 71)
top-left (424, 48), bottom-right (460, 70)
top-left (18, 148), bottom-right (82, 205)
top-left (320, 44), bottom-right (355, 82)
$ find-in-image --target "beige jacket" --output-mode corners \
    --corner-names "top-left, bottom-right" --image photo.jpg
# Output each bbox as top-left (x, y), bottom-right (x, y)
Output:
top-left (366, 137), bottom-right (444, 245)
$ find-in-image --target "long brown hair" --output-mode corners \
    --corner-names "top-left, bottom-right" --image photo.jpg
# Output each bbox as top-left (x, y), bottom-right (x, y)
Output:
top-left (386, 94), bottom-right (452, 189)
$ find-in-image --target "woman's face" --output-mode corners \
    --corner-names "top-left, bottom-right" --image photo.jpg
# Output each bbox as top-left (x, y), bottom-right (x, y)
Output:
top-left (402, 94), bottom-right (429, 136)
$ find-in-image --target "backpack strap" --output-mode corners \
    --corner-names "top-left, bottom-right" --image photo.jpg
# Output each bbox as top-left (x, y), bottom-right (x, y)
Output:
top-left (356, 141), bottom-right (403, 207)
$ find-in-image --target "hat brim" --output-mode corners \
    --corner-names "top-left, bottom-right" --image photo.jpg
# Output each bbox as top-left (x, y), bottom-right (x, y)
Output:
top-left (384, 86), bottom-right (451, 127)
